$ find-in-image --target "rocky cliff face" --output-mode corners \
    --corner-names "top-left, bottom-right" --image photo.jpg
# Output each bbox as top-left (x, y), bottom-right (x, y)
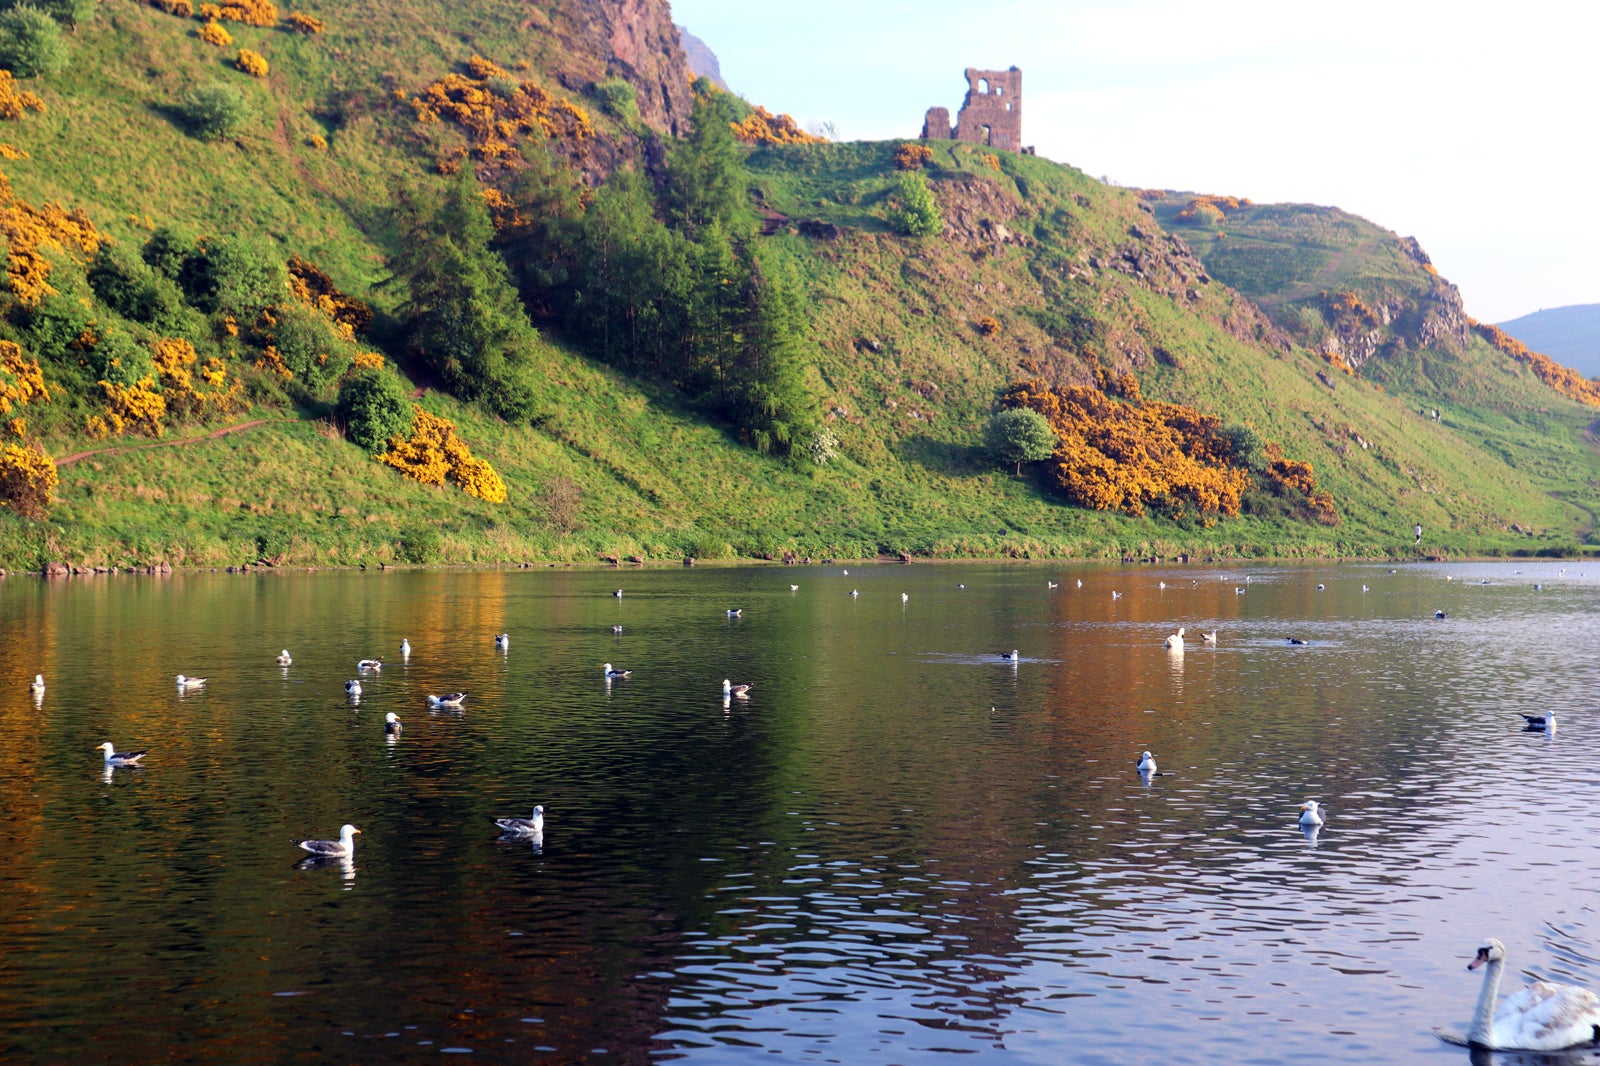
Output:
top-left (550, 0), bottom-right (694, 137)
top-left (1317, 241), bottom-right (1469, 372)
top-left (676, 24), bottom-right (728, 90)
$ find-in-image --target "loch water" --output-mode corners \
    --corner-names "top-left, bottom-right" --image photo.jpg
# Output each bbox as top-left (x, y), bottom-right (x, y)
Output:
top-left (2, 561), bottom-right (1598, 1064)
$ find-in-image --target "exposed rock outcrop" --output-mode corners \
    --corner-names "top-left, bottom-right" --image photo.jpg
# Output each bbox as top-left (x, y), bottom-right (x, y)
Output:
top-left (550, 0), bottom-right (693, 137)
top-left (675, 24), bottom-right (727, 90)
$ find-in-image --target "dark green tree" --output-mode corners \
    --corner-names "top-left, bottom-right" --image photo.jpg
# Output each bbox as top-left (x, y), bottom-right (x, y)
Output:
top-left (389, 170), bottom-right (541, 421)
top-left (177, 235), bottom-right (288, 317)
top-left (728, 250), bottom-right (817, 454)
top-left (987, 407), bottom-right (1055, 475)
top-left (177, 82), bottom-right (249, 140)
top-left (0, 5), bottom-right (66, 77)
top-left (662, 92), bottom-right (750, 238)
top-left (0, 0), bottom-right (91, 30)
top-left (336, 368), bottom-right (413, 452)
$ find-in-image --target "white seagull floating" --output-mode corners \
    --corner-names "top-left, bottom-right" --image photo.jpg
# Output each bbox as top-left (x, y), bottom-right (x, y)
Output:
top-left (1298, 801), bottom-right (1324, 827)
top-left (97, 741), bottom-right (147, 766)
top-left (790, 585), bottom-right (799, 592)
top-left (1048, 581), bottom-right (1058, 589)
top-left (1439, 938), bottom-right (1600, 1051)
top-left (612, 589), bottom-right (623, 598)
top-left (400, 638), bottom-right (411, 657)
top-left (345, 679), bottom-right (362, 696)
top-left (357, 658), bottom-right (382, 672)
top-left (295, 824), bottom-right (360, 858)
top-left (1136, 751), bottom-right (1157, 774)
top-left (850, 589), bottom-right (859, 598)
top-left (723, 679), bottom-right (753, 698)
top-left (901, 592), bottom-right (909, 603)
top-left (30, 674), bottom-right (44, 694)
top-left (999, 650), bottom-right (1019, 660)
top-left (384, 712), bottom-right (402, 734)
top-left (494, 804), bottom-right (544, 835)
top-left (175, 674), bottom-right (207, 689)
top-left (276, 650), bottom-right (293, 666)
top-left (727, 608), bottom-right (742, 617)
top-left (603, 663), bottom-right (631, 679)
top-left (1201, 631), bottom-right (1218, 644)
top-left (1164, 627), bottom-right (1185, 651)
top-left (1111, 590), bottom-right (1122, 600)
top-left (495, 633), bottom-right (510, 650)
top-left (427, 692), bottom-right (466, 708)
top-left (1520, 711), bottom-right (1555, 730)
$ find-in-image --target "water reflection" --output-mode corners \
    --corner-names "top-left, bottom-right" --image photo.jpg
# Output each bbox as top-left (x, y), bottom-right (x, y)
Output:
top-left (4, 562), bottom-right (1600, 1063)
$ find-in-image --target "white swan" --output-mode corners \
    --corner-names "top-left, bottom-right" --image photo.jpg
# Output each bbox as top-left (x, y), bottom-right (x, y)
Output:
top-left (1136, 751), bottom-right (1156, 774)
top-left (296, 824), bottom-right (359, 858)
top-left (276, 649), bottom-right (293, 666)
top-left (1440, 938), bottom-right (1600, 1050)
top-left (1164, 627), bottom-right (1185, 650)
top-left (1298, 800), bottom-right (1324, 827)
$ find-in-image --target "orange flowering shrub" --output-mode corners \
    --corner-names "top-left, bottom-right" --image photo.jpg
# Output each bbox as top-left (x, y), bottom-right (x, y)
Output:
top-left (893, 143), bottom-right (934, 170)
top-left (305, 132), bottom-right (326, 150)
top-left (0, 440), bottom-right (57, 518)
top-left (980, 153), bottom-right (1000, 171)
top-left (286, 255), bottom-right (372, 337)
top-left (1472, 319), bottom-right (1600, 407)
top-left (1322, 290), bottom-right (1382, 329)
top-left (975, 315), bottom-right (1000, 336)
top-left (1000, 376), bottom-right (1251, 519)
top-left (0, 144), bottom-right (27, 159)
top-left (379, 406), bottom-right (507, 503)
top-left (0, 168), bottom-right (102, 306)
top-left (0, 340), bottom-right (48, 415)
top-left (235, 49), bottom-right (269, 77)
top-left (254, 344), bottom-right (291, 378)
top-left (0, 72), bottom-right (45, 121)
top-left (1175, 193), bottom-right (1252, 222)
top-left (216, 0), bottom-right (276, 25)
top-left (729, 104), bottom-right (824, 146)
top-left (197, 19), bottom-right (231, 45)
top-left (283, 10), bottom-right (322, 33)
top-left (410, 56), bottom-right (593, 160)
top-left (349, 350), bottom-right (384, 372)
top-left (5, 417), bottom-right (22, 437)
top-left (198, 2), bottom-right (220, 16)
top-left (152, 337), bottom-right (243, 419)
top-left (90, 378), bottom-right (168, 438)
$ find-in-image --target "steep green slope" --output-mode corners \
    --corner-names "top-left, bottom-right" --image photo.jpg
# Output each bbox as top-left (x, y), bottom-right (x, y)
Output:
top-left (0, 0), bottom-right (1594, 571)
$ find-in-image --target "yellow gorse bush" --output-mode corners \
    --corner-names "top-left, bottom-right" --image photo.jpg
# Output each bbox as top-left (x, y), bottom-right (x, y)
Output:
top-left (0, 340), bottom-right (48, 415)
top-left (197, 20), bottom-right (232, 46)
top-left (0, 440), bottom-right (57, 518)
top-left (283, 10), bottom-right (322, 32)
top-left (0, 167), bottom-right (101, 306)
top-left (349, 350), bottom-right (384, 372)
top-left (286, 256), bottom-right (372, 338)
top-left (0, 72), bottom-right (45, 121)
top-left (235, 49), bottom-right (269, 78)
top-left (410, 56), bottom-right (593, 160)
top-left (729, 104), bottom-right (824, 146)
top-left (90, 377), bottom-right (167, 439)
top-left (379, 406), bottom-right (507, 503)
top-left (215, 0), bottom-right (276, 26)
top-left (152, 336), bottom-right (243, 419)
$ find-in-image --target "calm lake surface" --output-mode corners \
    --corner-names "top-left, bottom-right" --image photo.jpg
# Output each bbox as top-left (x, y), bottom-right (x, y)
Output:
top-left (2, 561), bottom-right (1599, 1064)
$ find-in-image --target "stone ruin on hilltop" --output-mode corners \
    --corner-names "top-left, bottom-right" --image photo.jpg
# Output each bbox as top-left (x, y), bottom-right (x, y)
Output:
top-left (921, 67), bottom-right (1033, 154)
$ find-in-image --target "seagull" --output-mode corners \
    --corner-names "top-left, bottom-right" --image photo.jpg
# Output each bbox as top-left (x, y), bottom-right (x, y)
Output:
top-left (1286, 637), bottom-right (1309, 645)
top-left (1520, 711), bottom-right (1555, 730)
top-left (1435, 610), bottom-right (1447, 619)
top-left (957, 583), bottom-right (965, 589)
top-left (612, 589), bottom-right (623, 598)
top-left (97, 741), bottom-right (147, 766)
top-left (901, 592), bottom-right (909, 603)
top-left (610, 625), bottom-right (624, 634)
top-left (603, 663), bottom-right (631, 679)
top-left (29, 674), bottom-right (44, 694)
top-left (493, 804), bottom-right (544, 835)
top-left (1235, 587), bottom-right (1246, 595)
top-left (1076, 579), bottom-right (1082, 588)
top-left (850, 589), bottom-right (859, 598)
top-left (495, 633), bottom-right (509, 650)
top-left (1316, 584), bottom-right (1325, 590)
top-left (1111, 590), bottom-right (1122, 600)
top-left (1158, 581), bottom-right (1167, 589)
top-left (357, 658), bottom-right (382, 672)
top-left (175, 674), bottom-right (207, 689)
top-left (842, 569), bottom-right (849, 575)
top-left (427, 692), bottom-right (467, 707)
top-left (345, 679), bottom-right (362, 696)
top-left (1048, 581), bottom-right (1058, 589)
top-left (400, 638), bottom-right (411, 657)
top-left (1201, 631), bottom-right (1217, 644)
top-left (790, 585), bottom-right (799, 592)
top-left (727, 608), bottom-right (742, 617)
top-left (1137, 751), bottom-right (1157, 774)
top-left (723, 679), bottom-right (753, 698)
top-left (276, 650), bottom-right (293, 666)
top-left (1298, 801), bottom-right (1325, 827)
top-left (384, 712), bottom-right (402, 734)
top-left (999, 650), bottom-right (1019, 660)
top-left (295, 824), bottom-right (359, 858)
top-left (1165, 627), bottom-right (1185, 650)
top-left (1362, 585), bottom-right (1370, 592)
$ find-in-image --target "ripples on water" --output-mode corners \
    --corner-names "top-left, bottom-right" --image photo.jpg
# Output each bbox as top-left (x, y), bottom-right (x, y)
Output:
top-left (1, 562), bottom-right (1599, 1064)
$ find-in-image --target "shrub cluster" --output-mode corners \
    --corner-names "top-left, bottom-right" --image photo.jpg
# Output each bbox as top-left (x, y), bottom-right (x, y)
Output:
top-left (0, 6), bottom-right (68, 79)
top-left (201, 0), bottom-right (275, 26)
top-left (282, 10), bottom-right (320, 32)
top-left (0, 165), bottom-right (102, 305)
top-left (177, 82), bottom-right (249, 140)
top-left (728, 104), bottom-right (823, 146)
top-left (196, 19), bottom-right (230, 46)
top-left (1175, 193), bottom-right (1253, 222)
top-left (408, 55), bottom-right (592, 160)
top-left (234, 48), bottom-right (268, 78)
top-left (1471, 319), bottom-right (1600, 408)
top-left (336, 366), bottom-right (411, 452)
top-left (892, 143), bottom-right (933, 170)
top-left (0, 69), bottom-right (44, 119)
top-left (0, 438), bottom-right (55, 517)
top-left (0, 338), bottom-right (47, 414)
top-left (378, 406), bottom-right (507, 503)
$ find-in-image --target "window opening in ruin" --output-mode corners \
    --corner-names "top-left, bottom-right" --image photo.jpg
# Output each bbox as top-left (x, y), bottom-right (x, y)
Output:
top-left (978, 78), bottom-right (989, 93)
top-left (982, 124), bottom-right (992, 145)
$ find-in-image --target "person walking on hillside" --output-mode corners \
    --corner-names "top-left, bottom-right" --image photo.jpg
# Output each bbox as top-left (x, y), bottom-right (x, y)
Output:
top-left (1414, 523), bottom-right (1423, 544)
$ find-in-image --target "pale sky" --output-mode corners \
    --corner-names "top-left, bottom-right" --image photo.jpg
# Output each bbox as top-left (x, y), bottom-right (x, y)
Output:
top-left (670, 0), bottom-right (1600, 323)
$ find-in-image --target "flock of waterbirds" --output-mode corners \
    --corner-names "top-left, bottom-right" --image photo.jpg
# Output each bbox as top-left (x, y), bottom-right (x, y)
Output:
top-left (59, 564), bottom-right (1593, 1048)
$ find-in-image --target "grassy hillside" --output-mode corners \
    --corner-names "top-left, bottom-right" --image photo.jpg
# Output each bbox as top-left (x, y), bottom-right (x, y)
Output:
top-left (0, 0), bottom-right (1595, 570)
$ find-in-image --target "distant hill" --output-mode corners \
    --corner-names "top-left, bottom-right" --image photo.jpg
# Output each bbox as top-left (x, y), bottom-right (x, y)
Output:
top-left (676, 24), bottom-right (728, 90)
top-left (1497, 305), bottom-right (1600, 379)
